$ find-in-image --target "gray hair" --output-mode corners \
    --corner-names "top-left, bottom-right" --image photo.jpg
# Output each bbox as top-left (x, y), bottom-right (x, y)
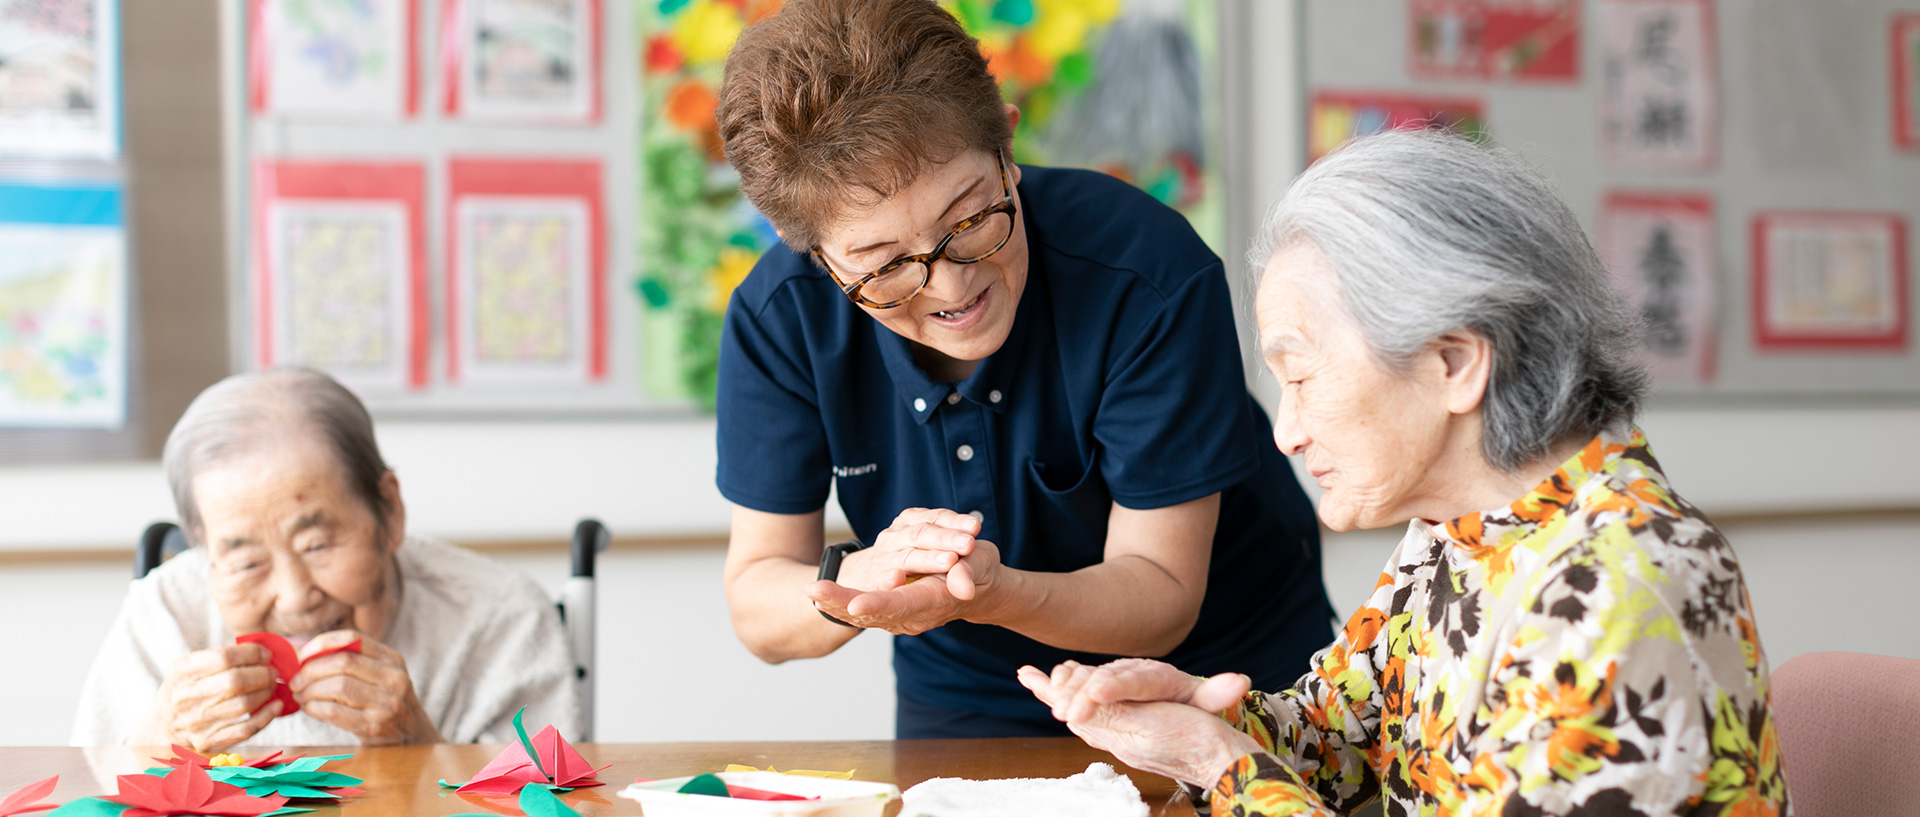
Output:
top-left (1249, 129), bottom-right (1647, 473)
top-left (163, 367), bottom-right (394, 543)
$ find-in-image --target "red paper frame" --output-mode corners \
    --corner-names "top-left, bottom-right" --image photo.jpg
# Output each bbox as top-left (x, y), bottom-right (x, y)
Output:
top-left (1601, 191), bottom-right (1718, 383)
top-left (1895, 13), bottom-right (1920, 152)
top-left (1408, 0), bottom-right (1583, 82)
top-left (248, 0), bottom-right (420, 116)
top-left (444, 159), bottom-right (608, 382)
top-left (1750, 211), bottom-right (1910, 351)
top-left (252, 161), bottom-right (431, 388)
top-left (440, 0), bottom-right (604, 123)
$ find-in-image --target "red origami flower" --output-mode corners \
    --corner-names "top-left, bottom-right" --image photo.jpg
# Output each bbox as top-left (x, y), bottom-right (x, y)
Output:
top-left (455, 724), bottom-right (609, 795)
top-left (104, 765), bottom-right (289, 817)
top-left (0, 776), bottom-right (57, 817)
top-left (153, 746), bottom-right (297, 771)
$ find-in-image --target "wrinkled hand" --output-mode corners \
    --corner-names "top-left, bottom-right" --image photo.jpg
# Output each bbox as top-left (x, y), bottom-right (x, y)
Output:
top-left (808, 538), bottom-right (1005, 636)
top-left (290, 630), bottom-right (443, 745)
top-left (138, 643), bottom-right (282, 752)
top-left (1018, 660), bottom-right (1262, 788)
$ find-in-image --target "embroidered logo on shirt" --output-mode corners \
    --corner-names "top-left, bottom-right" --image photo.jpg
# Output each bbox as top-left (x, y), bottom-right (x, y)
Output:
top-left (833, 463), bottom-right (879, 478)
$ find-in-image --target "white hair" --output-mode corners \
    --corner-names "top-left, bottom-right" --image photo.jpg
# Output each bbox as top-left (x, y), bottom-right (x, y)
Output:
top-left (1250, 129), bottom-right (1647, 472)
top-left (163, 367), bottom-right (394, 542)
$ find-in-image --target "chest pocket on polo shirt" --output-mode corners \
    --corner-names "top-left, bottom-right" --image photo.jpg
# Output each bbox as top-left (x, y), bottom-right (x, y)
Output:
top-left (1022, 454), bottom-right (1111, 571)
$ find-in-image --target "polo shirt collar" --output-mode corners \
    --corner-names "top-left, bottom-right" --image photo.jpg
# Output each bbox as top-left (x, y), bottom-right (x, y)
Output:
top-left (875, 262), bottom-right (1045, 425)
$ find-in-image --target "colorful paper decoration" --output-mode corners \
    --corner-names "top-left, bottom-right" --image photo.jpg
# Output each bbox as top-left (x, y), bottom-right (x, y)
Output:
top-left (234, 632), bottom-right (362, 717)
top-left (1410, 0), bottom-right (1582, 81)
top-left (1751, 211), bottom-right (1910, 352)
top-left (153, 748), bottom-right (296, 771)
top-left (445, 159), bottom-right (608, 384)
top-left (147, 753), bottom-right (364, 802)
top-left (1600, 192), bottom-right (1718, 386)
top-left (441, 708), bottom-right (608, 795)
top-left (1598, 0), bottom-right (1720, 170)
top-left (252, 160), bottom-right (429, 391)
top-left (441, 0), bottom-right (602, 122)
top-left (1895, 13), bottom-right (1920, 152)
top-left (248, 0), bottom-right (417, 119)
top-left (0, 776), bottom-right (58, 817)
top-left (1307, 91), bottom-right (1488, 164)
top-left (50, 765), bottom-right (308, 817)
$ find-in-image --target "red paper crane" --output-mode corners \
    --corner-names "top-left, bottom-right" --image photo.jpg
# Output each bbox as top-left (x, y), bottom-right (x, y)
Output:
top-left (453, 724), bottom-right (610, 795)
top-left (0, 776), bottom-right (58, 817)
top-left (104, 764), bottom-right (290, 817)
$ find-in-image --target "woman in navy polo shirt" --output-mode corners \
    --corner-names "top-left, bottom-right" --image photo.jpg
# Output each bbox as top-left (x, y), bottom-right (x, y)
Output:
top-left (712, 0), bottom-right (1330, 739)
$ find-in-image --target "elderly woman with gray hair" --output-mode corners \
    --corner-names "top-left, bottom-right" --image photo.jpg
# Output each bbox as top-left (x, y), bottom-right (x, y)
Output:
top-left (1020, 131), bottom-right (1789, 816)
top-left (72, 368), bottom-right (581, 750)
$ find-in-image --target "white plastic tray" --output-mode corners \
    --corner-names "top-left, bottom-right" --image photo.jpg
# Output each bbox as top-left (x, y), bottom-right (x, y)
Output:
top-left (617, 772), bottom-right (900, 817)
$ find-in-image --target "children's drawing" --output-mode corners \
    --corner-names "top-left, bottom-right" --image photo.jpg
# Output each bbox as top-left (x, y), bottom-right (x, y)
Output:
top-left (0, 0), bottom-right (120, 158)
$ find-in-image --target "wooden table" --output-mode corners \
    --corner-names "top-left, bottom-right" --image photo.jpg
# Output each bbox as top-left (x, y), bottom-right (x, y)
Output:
top-left (0, 741), bottom-right (1198, 816)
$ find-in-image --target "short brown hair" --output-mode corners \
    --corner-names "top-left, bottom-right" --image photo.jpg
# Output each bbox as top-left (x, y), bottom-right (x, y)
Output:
top-left (717, 0), bottom-right (1012, 251)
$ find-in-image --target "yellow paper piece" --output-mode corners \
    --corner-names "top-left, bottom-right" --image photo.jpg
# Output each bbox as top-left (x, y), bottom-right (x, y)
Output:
top-left (722, 764), bottom-right (855, 780)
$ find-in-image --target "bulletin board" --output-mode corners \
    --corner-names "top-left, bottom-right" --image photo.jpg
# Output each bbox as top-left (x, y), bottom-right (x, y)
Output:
top-left (232, 0), bottom-right (1236, 417)
top-left (1305, 1), bottom-right (1920, 398)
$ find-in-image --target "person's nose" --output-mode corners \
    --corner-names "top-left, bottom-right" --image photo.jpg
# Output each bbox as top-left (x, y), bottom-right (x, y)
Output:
top-left (270, 553), bottom-right (326, 617)
top-left (1272, 396), bottom-right (1309, 457)
top-left (919, 257), bottom-right (976, 304)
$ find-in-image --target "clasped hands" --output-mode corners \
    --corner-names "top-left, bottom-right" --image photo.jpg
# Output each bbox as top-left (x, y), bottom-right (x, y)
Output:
top-left (805, 507), bottom-right (1004, 635)
top-left (139, 630), bottom-right (443, 752)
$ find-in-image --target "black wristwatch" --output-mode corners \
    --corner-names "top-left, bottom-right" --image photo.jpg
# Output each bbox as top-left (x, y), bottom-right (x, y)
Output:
top-left (815, 539), bottom-right (868, 627)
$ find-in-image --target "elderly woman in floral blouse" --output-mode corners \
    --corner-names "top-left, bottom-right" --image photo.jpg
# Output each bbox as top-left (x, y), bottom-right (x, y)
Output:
top-left (1019, 130), bottom-right (1789, 816)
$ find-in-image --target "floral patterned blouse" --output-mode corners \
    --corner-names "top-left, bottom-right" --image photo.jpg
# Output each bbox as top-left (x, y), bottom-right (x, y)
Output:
top-left (1203, 426), bottom-right (1789, 817)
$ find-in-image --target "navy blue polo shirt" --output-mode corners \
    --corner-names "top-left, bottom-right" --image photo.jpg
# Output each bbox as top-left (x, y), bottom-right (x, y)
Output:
top-left (716, 165), bottom-right (1330, 726)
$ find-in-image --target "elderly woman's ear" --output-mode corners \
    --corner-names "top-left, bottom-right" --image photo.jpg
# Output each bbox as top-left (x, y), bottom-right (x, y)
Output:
top-left (378, 470), bottom-right (407, 554)
top-left (1432, 330), bottom-right (1493, 417)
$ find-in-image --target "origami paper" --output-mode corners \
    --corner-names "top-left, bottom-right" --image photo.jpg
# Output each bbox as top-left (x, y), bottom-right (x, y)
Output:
top-left (675, 776), bottom-right (727, 797)
top-left (722, 764), bottom-right (855, 780)
top-left (631, 777), bottom-right (817, 803)
top-left (441, 708), bottom-right (607, 794)
top-left (514, 785), bottom-right (579, 817)
top-left (94, 765), bottom-right (310, 817)
top-left (0, 776), bottom-right (58, 817)
top-left (153, 747), bottom-right (295, 771)
top-left (234, 632), bottom-right (361, 716)
top-left (147, 754), bottom-right (363, 801)
top-left (42, 800), bottom-right (125, 817)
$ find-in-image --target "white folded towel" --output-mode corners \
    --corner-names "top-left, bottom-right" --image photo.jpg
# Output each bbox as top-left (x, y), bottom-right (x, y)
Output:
top-left (900, 762), bottom-right (1150, 817)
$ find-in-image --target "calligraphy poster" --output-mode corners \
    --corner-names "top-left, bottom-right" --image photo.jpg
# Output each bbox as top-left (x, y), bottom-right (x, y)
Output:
top-left (0, 0), bottom-right (120, 159)
top-left (1751, 211), bottom-right (1909, 351)
top-left (1601, 193), bottom-right (1717, 385)
top-left (442, 0), bottom-right (600, 122)
top-left (445, 159), bottom-right (606, 384)
top-left (1599, 0), bottom-right (1719, 170)
top-left (1308, 91), bottom-right (1487, 163)
top-left (0, 181), bottom-right (125, 427)
top-left (253, 161), bottom-right (427, 391)
top-left (249, 0), bottom-right (415, 119)
top-left (1895, 13), bottom-right (1920, 152)
top-left (1409, 0), bottom-right (1581, 81)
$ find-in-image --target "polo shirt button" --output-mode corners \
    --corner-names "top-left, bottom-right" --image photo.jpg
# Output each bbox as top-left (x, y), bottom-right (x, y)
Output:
top-left (989, 389), bottom-right (1003, 404)
top-left (968, 510), bottom-right (984, 524)
top-left (956, 444), bottom-right (975, 462)
top-left (913, 398), bottom-right (927, 412)
top-left (947, 392), bottom-right (962, 405)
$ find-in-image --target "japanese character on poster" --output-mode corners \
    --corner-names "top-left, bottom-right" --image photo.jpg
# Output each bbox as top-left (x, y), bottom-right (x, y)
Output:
top-left (1599, 0), bottom-right (1718, 170)
top-left (1601, 193), bottom-right (1717, 385)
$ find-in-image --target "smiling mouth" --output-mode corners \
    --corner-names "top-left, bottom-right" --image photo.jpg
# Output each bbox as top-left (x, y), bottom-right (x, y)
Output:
top-left (280, 617), bottom-right (349, 649)
top-left (931, 288), bottom-right (988, 321)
